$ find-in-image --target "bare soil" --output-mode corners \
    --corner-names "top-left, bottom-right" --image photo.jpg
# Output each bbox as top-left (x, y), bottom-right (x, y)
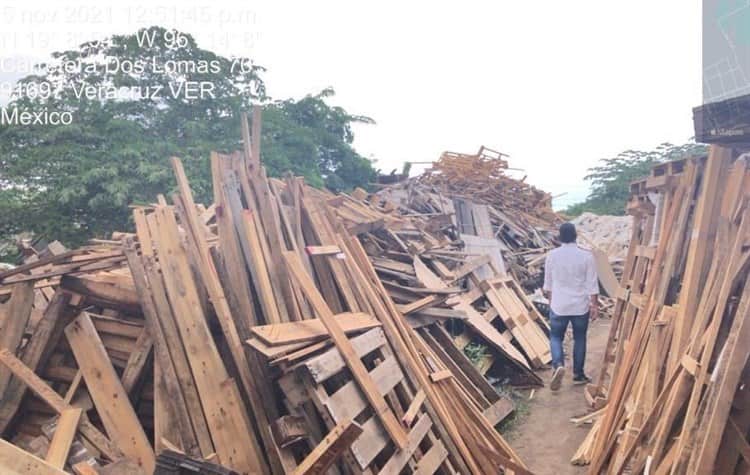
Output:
top-left (509, 317), bottom-right (610, 475)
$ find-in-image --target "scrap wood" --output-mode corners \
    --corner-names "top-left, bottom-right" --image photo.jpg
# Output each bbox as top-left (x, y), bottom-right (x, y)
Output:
top-left (290, 420), bottom-right (362, 475)
top-left (584, 148), bottom-right (750, 474)
top-left (0, 437), bottom-right (67, 475)
top-left (0, 110), bottom-right (546, 474)
top-left (283, 251), bottom-right (409, 450)
top-left (250, 312), bottom-right (380, 345)
top-left (64, 312), bottom-right (155, 473)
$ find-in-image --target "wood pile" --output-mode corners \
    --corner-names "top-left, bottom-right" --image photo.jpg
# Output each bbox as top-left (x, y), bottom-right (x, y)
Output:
top-left (0, 109), bottom-right (538, 474)
top-left (572, 146), bottom-right (750, 473)
top-left (373, 146), bottom-right (561, 290)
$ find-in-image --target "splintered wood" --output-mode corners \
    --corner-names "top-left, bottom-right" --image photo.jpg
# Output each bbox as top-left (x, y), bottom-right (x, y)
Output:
top-left (0, 108), bottom-right (545, 474)
top-left (572, 146), bottom-right (750, 474)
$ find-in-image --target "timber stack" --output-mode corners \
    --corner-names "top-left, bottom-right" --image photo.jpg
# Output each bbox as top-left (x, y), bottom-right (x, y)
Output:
top-left (0, 108), bottom-right (553, 474)
top-left (571, 147), bottom-right (750, 474)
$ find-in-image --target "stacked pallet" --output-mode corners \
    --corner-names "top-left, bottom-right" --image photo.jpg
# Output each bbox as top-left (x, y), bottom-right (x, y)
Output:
top-left (0, 109), bottom-right (533, 474)
top-left (573, 146), bottom-right (750, 474)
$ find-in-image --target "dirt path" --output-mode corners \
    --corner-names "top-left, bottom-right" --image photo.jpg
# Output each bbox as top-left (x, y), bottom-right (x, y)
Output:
top-left (510, 317), bottom-right (610, 475)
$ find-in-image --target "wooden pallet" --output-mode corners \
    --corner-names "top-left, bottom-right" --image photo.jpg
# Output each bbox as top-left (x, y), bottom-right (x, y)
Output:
top-left (278, 327), bottom-right (451, 474)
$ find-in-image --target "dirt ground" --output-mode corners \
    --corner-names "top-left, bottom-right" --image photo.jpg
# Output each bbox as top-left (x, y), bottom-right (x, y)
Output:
top-left (510, 317), bottom-right (610, 475)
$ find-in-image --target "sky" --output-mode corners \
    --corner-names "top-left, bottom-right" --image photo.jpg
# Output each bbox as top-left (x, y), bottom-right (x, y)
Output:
top-left (0, 1), bottom-right (703, 209)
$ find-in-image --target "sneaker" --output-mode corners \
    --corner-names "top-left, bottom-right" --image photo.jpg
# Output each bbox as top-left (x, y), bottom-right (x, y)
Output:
top-left (550, 367), bottom-right (565, 391)
top-left (573, 374), bottom-right (592, 385)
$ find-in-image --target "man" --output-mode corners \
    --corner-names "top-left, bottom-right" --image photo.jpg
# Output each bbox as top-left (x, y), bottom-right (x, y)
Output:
top-left (543, 222), bottom-right (599, 391)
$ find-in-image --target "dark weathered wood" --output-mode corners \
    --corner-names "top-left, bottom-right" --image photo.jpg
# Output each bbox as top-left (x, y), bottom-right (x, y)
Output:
top-left (0, 282), bottom-right (35, 394)
top-left (0, 290), bottom-right (71, 435)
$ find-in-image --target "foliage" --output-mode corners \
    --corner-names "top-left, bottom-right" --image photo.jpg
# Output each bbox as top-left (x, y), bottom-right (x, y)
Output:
top-left (463, 341), bottom-right (489, 366)
top-left (0, 27), bottom-right (375, 253)
top-left (564, 142), bottom-right (708, 216)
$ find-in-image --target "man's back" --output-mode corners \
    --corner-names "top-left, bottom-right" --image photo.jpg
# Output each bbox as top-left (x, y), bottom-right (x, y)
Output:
top-left (543, 243), bottom-right (598, 316)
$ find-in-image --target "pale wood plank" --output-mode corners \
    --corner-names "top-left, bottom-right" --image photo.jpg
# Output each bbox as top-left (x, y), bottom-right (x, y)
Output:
top-left (45, 407), bottom-right (83, 469)
top-left (64, 313), bottom-right (155, 473)
top-left (291, 420), bottom-right (363, 475)
top-left (0, 438), bottom-right (67, 475)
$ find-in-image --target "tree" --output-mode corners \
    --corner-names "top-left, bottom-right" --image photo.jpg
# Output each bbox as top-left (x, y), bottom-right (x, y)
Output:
top-left (0, 27), bottom-right (375, 253)
top-left (564, 142), bottom-right (708, 216)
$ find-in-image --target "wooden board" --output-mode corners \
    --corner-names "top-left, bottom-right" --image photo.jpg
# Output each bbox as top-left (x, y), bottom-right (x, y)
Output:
top-left (291, 420), bottom-right (363, 475)
top-left (0, 349), bottom-right (124, 462)
top-left (150, 205), bottom-right (266, 474)
top-left (250, 312), bottom-right (380, 346)
top-left (64, 313), bottom-right (155, 473)
top-left (45, 407), bottom-right (83, 469)
top-left (284, 251), bottom-right (408, 450)
top-left (0, 438), bottom-right (67, 475)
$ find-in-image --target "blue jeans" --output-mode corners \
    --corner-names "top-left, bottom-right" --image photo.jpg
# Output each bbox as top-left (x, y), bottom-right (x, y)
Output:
top-left (549, 311), bottom-right (589, 377)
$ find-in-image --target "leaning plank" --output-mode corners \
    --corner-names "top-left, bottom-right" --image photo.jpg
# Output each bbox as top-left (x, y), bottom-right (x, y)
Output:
top-left (64, 313), bottom-right (155, 473)
top-left (0, 349), bottom-right (123, 462)
top-left (0, 438), bottom-right (67, 475)
top-left (284, 251), bottom-right (409, 450)
top-left (590, 247), bottom-right (620, 298)
top-left (250, 312), bottom-right (379, 345)
top-left (151, 205), bottom-right (266, 474)
top-left (45, 407), bottom-right (83, 469)
top-left (691, 279), bottom-right (750, 473)
top-left (120, 328), bottom-right (153, 397)
top-left (0, 282), bottom-right (35, 394)
top-left (291, 420), bottom-right (363, 475)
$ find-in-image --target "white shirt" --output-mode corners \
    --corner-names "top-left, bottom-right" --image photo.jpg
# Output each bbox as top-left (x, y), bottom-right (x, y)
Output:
top-left (543, 243), bottom-right (599, 316)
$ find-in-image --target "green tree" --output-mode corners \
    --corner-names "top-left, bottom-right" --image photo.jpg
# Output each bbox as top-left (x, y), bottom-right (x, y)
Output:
top-left (0, 27), bottom-right (375, 253)
top-left (564, 142), bottom-right (708, 216)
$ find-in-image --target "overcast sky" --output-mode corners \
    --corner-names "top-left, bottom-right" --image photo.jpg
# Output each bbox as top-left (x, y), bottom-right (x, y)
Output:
top-left (0, 1), bottom-right (702, 208)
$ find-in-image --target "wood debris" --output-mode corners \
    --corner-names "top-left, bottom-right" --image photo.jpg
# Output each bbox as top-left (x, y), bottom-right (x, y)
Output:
top-left (372, 146), bottom-right (562, 290)
top-left (0, 109), bottom-right (553, 474)
top-left (573, 146), bottom-right (750, 474)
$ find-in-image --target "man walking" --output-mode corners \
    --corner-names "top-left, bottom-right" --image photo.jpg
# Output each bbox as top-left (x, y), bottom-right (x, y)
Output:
top-left (543, 222), bottom-right (599, 391)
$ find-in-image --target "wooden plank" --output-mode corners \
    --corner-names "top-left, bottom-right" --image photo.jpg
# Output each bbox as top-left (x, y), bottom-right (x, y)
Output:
top-left (402, 389), bottom-right (426, 427)
top-left (670, 145), bottom-right (730, 371)
top-left (120, 328), bottom-right (153, 397)
top-left (591, 247), bottom-right (621, 298)
top-left (482, 398), bottom-right (514, 426)
top-left (223, 178), bottom-right (284, 324)
top-left (123, 236), bottom-right (208, 457)
top-left (691, 279), bottom-right (750, 473)
top-left (396, 295), bottom-right (440, 315)
top-left (64, 313), bottom-right (155, 473)
top-left (301, 327), bottom-right (386, 382)
top-left (0, 438), bottom-right (67, 475)
top-left (291, 420), bottom-right (363, 475)
top-left (45, 407), bottom-right (83, 469)
top-left (0, 349), bottom-right (123, 462)
top-left (0, 282), bottom-right (35, 394)
top-left (150, 206), bottom-right (265, 473)
top-left (378, 415), bottom-right (433, 475)
top-left (250, 313), bottom-right (380, 346)
top-left (305, 245), bottom-right (342, 256)
top-left (414, 441), bottom-right (449, 475)
top-left (0, 291), bottom-right (71, 434)
top-left (284, 251), bottom-right (409, 450)
top-left (429, 370), bottom-right (453, 383)
top-left (325, 356), bottom-right (403, 422)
